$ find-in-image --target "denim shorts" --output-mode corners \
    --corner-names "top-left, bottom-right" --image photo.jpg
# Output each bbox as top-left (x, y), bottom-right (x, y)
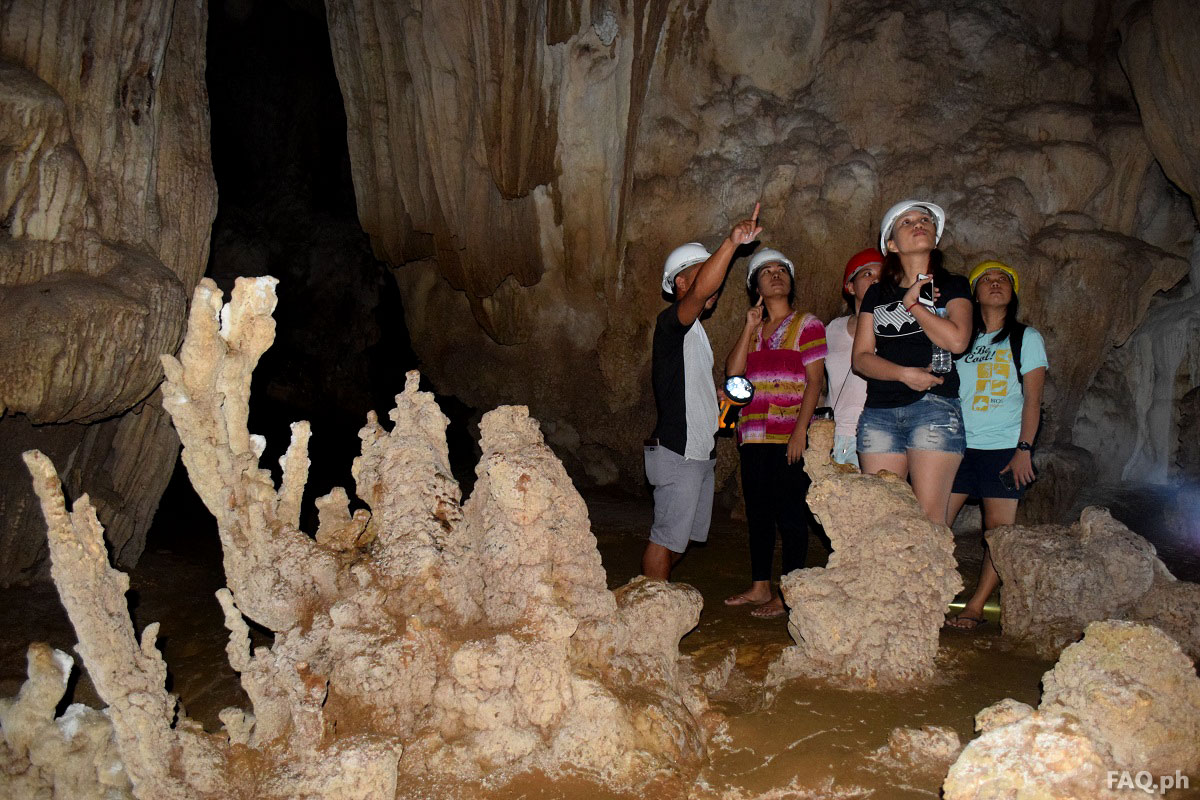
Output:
top-left (857, 393), bottom-right (965, 455)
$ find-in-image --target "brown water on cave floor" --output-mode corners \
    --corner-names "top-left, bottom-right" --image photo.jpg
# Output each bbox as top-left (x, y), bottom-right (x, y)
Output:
top-left (2, 487), bottom-right (1199, 798)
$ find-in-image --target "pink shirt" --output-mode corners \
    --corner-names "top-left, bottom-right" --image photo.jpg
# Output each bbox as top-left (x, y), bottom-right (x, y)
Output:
top-left (737, 312), bottom-right (827, 445)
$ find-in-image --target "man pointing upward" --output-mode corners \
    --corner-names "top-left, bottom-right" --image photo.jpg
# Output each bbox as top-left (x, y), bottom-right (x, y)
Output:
top-left (642, 204), bottom-right (763, 581)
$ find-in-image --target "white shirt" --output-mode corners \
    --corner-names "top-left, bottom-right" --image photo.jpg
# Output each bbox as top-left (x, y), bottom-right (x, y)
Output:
top-left (683, 321), bottom-right (718, 460)
top-left (825, 315), bottom-right (868, 438)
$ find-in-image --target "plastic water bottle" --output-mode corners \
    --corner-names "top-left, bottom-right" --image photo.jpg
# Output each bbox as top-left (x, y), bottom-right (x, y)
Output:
top-left (930, 307), bottom-right (952, 373)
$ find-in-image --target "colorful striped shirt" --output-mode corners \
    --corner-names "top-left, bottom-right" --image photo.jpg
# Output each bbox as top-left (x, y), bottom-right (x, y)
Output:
top-left (737, 311), bottom-right (827, 445)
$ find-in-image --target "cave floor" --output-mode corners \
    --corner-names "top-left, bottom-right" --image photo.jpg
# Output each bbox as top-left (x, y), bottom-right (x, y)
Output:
top-left (3, 485), bottom-right (1199, 798)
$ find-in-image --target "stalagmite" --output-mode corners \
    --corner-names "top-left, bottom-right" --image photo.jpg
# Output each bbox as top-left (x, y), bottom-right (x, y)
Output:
top-left (945, 620), bottom-right (1200, 799)
top-left (987, 506), bottom-right (1200, 659)
top-left (770, 420), bottom-right (962, 688)
top-left (8, 276), bottom-right (718, 799)
top-left (0, 644), bottom-right (131, 799)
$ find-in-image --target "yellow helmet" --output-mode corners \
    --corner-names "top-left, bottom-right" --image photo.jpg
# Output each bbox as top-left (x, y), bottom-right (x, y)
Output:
top-left (969, 260), bottom-right (1019, 295)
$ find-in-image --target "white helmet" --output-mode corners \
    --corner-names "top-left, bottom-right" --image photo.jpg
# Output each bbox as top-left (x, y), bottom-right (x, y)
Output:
top-left (746, 248), bottom-right (795, 288)
top-left (879, 199), bottom-right (946, 253)
top-left (662, 242), bottom-right (712, 293)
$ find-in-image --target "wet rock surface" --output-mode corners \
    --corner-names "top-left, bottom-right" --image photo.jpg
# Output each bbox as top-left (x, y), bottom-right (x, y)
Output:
top-left (0, 0), bottom-right (216, 585)
top-left (988, 506), bottom-right (1200, 659)
top-left (945, 620), bottom-right (1200, 800)
top-left (2, 278), bottom-right (716, 798)
top-left (772, 421), bottom-right (962, 689)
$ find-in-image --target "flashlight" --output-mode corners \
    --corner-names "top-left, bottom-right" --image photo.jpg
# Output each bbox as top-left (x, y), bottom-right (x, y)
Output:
top-left (719, 375), bottom-right (755, 429)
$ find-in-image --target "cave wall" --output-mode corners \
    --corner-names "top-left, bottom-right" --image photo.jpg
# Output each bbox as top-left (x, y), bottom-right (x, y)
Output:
top-left (1070, 0), bottom-right (1200, 487)
top-left (1073, 242), bottom-right (1200, 484)
top-left (0, 1), bottom-right (217, 584)
top-left (325, 0), bottom-right (1199, 493)
top-left (1, 0), bottom-right (1196, 585)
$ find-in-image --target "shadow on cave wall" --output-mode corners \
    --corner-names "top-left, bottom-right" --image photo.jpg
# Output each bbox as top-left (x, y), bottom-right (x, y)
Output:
top-left (146, 0), bottom-right (478, 551)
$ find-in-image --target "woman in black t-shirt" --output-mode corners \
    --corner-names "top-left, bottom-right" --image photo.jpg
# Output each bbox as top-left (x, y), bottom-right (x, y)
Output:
top-left (851, 200), bottom-right (973, 526)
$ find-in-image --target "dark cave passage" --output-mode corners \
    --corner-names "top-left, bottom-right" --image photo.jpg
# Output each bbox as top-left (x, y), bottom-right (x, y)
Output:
top-left (146, 0), bottom-right (477, 549)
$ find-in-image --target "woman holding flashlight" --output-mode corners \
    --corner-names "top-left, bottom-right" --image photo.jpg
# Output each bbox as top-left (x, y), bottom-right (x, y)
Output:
top-left (723, 247), bottom-right (826, 618)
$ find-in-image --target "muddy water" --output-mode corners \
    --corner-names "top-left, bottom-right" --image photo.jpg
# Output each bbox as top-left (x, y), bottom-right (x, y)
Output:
top-left (2, 487), bottom-right (1198, 798)
top-left (589, 491), bottom-right (1053, 799)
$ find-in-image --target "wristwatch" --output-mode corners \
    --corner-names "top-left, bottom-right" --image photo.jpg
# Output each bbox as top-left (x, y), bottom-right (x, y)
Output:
top-left (1016, 441), bottom-right (1033, 452)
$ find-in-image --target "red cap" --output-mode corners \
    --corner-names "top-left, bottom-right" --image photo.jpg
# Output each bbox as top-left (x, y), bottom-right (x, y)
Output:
top-left (843, 248), bottom-right (884, 292)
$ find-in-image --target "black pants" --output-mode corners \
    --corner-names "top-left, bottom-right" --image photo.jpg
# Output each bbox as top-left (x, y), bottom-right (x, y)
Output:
top-left (739, 443), bottom-right (814, 582)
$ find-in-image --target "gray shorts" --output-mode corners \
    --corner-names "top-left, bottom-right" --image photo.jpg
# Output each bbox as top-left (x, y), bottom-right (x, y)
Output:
top-left (645, 443), bottom-right (715, 553)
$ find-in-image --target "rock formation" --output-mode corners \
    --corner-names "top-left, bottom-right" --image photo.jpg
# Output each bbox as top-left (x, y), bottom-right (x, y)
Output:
top-left (770, 421), bottom-right (962, 689)
top-left (324, 0), bottom-right (1198, 499)
top-left (944, 709), bottom-right (1121, 800)
top-left (944, 620), bottom-right (1200, 799)
top-left (4, 0), bottom-right (1198, 589)
top-left (1119, 0), bottom-right (1200, 221)
top-left (1073, 239), bottom-right (1200, 485)
top-left (0, 644), bottom-right (132, 799)
top-left (0, 0), bottom-right (217, 584)
top-left (868, 725), bottom-right (962, 780)
top-left (1040, 620), bottom-right (1200, 775)
top-left (5, 276), bottom-right (718, 798)
top-left (987, 505), bottom-right (1200, 659)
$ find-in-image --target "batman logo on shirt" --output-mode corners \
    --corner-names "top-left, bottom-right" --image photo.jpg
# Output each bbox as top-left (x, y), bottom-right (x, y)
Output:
top-left (872, 301), bottom-right (922, 338)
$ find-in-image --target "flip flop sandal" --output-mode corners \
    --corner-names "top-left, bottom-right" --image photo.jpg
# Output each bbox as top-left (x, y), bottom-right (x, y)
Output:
top-left (750, 604), bottom-right (787, 619)
top-left (945, 614), bottom-right (988, 630)
top-left (724, 593), bottom-right (770, 607)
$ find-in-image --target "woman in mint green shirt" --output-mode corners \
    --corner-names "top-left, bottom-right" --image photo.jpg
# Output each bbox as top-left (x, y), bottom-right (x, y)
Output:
top-left (945, 261), bottom-right (1048, 630)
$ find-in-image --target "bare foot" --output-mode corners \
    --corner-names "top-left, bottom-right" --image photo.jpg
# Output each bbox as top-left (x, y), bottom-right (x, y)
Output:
top-left (724, 589), bottom-right (772, 606)
top-left (750, 596), bottom-right (787, 618)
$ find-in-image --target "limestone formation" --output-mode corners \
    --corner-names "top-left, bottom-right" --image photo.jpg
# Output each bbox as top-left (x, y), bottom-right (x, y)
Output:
top-left (0, 0), bottom-right (217, 584)
top-left (1120, 0), bottom-right (1200, 219)
top-left (944, 621), bottom-right (1200, 799)
top-left (868, 725), bottom-right (962, 778)
top-left (988, 506), bottom-right (1200, 659)
top-left (326, 0), bottom-right (1197, 499)
top-left (12, 276), bottom-right (717, 798)
top-left (1128, 564), bottom-right (1200, 660)
top-left (973, 698), bottom-right (1034, 734)
top-left (770, 421), bottom-right (962, 689)
top-left (0, 644), bottom-right (132, 799)
top-left (1073, 240), bottom-right (1200, 485)
top-left (943, 709), bottom-right (1121, 800)
top-left (1040, 621), bottom-right (1200, 775)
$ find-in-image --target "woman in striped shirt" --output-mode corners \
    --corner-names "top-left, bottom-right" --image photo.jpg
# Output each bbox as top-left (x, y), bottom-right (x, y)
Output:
top-left (723, 248), bottom-right (827, 619)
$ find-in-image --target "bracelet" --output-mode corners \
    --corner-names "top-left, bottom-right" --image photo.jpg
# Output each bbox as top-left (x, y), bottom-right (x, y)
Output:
top-left (1016, 441), bottom-right (1033, 452)
top-left (905, 302), bottom-right (920, 313)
